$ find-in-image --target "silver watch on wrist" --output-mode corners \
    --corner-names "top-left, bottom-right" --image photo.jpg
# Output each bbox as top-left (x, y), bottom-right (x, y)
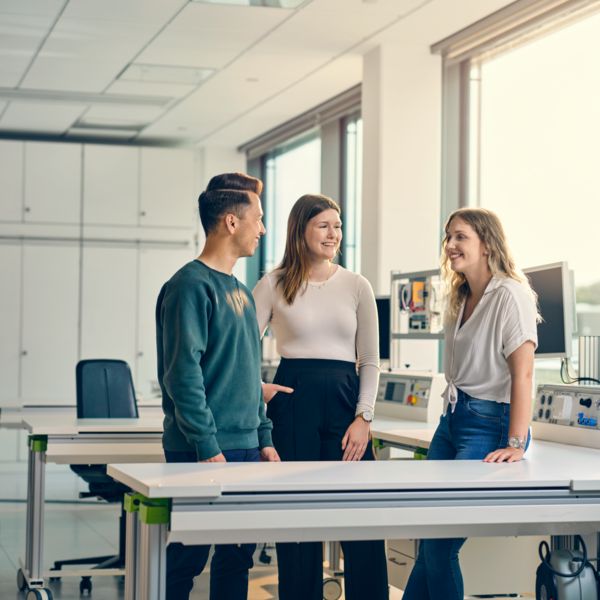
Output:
top-left (356, 410), bottom-right (373, 423)
top-left (507, 436), bottom-right (526, 450)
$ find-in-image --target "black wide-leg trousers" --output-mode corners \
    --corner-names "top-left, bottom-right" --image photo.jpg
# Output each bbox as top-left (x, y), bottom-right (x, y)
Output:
top-left (267, 358), bottom-right (389, 600)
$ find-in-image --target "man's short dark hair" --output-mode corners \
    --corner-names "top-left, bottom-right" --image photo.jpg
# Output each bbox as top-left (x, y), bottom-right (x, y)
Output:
top-left (198, 172), bottom-right (263, 235)
top-left (206, 172), bottom-right (263, 195)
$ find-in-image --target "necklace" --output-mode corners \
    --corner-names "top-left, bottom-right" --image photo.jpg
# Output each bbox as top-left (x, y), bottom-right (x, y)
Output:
top-left (309, 262), bottom-right (333, 290)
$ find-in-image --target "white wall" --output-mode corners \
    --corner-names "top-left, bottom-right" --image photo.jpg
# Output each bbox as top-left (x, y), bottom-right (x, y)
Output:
top-left (360, 0), bottom-right (515, 370)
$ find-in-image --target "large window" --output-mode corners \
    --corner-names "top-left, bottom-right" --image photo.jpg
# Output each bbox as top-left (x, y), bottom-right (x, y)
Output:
top-left (263, 132), bottom-right (321, 272)
top-left (444, 3), bottom-right (600, 381)
top-left (342, 115), bottom-right (363, 273)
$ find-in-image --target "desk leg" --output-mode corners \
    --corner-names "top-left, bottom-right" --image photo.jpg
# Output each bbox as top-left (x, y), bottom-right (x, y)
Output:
top-left (137, 499), bottom-right (169, 600)
top-left (22, 435), bottom-right (47, 589)
top-left (124, 493), bottom-right (142, 600)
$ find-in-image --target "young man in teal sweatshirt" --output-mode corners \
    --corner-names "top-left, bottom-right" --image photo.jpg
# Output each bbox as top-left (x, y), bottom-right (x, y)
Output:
top-left (156, 172), bottom-right (279, 600)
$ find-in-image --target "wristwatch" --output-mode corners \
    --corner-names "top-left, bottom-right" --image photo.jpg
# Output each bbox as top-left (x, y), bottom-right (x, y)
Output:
top-left (507, 436), bottom-right (526, 450)
top-left (357, 410), bottom-right (373, 423)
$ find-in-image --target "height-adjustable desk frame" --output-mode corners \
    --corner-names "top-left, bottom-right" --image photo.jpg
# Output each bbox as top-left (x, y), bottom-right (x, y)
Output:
top-left (18, 414), bottom-right (164, 597)
top-left (109, 441), bottom-right (600, 600)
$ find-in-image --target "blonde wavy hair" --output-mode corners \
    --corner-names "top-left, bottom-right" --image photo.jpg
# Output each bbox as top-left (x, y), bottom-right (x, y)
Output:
top-left (441, 207), bottom-right (538, 323)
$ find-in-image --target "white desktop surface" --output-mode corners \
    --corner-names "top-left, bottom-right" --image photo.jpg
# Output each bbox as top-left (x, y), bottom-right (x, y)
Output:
top-left (108, 440), bottom-right (600, 499)
top-left (22, 413), bottom-right (164, 464)
top-left (23, 414), bottom-right (164, 436)
top-left (371, 416), bottom-right (436, 449)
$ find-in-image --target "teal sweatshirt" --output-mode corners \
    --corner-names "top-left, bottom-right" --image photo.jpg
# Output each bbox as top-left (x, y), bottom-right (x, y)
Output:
top-left (156, 259), bottom-right (273, 460)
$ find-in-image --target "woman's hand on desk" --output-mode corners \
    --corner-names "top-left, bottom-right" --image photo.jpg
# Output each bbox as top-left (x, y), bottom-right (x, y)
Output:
top-left (262, 382), bottom-right (294, 403)
top-left (483, 447), bottom-right (525, 463)
top-left (341, 418), bottom-right (371, 461)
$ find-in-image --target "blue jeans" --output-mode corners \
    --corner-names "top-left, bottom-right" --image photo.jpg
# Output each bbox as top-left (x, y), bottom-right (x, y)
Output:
top-left (402, 390), bottom-right (529, 600)
top-left (164, 447), bottom-right (260, 600)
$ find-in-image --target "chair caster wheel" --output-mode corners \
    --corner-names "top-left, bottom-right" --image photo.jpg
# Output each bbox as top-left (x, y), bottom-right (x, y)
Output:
top-left (80, 576), bottom-right (92, 594)
top-left (322, 576), bottom-right (342, 600)
top-left (26, 588), bottom-right (54, 600)
top-left (17, 568), bottom-right (27, 591)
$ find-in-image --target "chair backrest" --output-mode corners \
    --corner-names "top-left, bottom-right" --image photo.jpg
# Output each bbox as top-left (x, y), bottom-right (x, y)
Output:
top-left (76, 359), bottom-right (138, 419)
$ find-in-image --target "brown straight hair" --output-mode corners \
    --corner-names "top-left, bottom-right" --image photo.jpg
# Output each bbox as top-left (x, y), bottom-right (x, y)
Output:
top-left (276, 194), bottom-right (341, 304)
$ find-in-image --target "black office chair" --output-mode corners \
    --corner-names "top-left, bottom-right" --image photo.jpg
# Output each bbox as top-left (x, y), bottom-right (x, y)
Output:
top-left (50, 359), bottom-right (138, 595)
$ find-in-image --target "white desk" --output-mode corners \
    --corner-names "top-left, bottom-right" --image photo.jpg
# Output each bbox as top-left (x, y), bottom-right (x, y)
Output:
top-left (109, 441), bottom-right (600, 600)
top-left (18, 414), bottom-right (164, 596)
top-left (371, 417), bottom-right (435, 451)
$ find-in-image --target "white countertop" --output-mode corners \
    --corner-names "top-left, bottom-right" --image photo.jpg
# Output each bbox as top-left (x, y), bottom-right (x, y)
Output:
top-left (107, 440), bottom-right (600, 499)
top-left (371, 416), bottom-right (436, 448)
top-left (22, 413), bottom-right (164, 436)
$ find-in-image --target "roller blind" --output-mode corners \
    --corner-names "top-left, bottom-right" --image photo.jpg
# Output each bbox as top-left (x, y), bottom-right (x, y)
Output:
top-left (431, 0), bottom-right (600, 64)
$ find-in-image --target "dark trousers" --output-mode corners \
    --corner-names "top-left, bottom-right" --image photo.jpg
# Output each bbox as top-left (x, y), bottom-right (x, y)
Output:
top-left (164, 447), bottom-right (260, 600)
top-left (268, 358), bottom-right (389, 600)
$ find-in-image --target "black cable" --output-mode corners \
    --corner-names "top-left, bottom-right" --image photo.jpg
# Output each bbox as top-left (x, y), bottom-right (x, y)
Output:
top-left (560, 358), bottom-right (600, 386)
top-left (538, 535), bottom-right (589, 579)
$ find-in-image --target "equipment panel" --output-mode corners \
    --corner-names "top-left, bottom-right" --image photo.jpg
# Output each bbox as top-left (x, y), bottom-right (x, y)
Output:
top-left (533, 384), bottom-right (600, 429)
top-left (376, 371), bottom-right (445, 422)
top-left (532, 383), bottom-right (600, 449)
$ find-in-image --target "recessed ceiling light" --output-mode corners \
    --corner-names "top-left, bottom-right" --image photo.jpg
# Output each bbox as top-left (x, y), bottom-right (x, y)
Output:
top-left (190, 0), bottom-right (306, 7)
top-left (118, 64), bottom-right (215, 86)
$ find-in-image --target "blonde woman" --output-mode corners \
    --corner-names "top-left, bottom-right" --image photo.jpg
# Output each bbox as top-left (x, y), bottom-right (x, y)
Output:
top-left (253, 194), bottom-right (388, 600)
top-left (402, 207), bottom-right (539, 600)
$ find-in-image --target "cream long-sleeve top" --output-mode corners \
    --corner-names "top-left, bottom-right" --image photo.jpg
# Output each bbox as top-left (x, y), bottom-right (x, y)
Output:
top-left (253, 266), bottom-right (380, 416)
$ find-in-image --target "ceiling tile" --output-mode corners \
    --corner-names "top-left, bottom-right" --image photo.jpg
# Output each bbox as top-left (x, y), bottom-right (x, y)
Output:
top-left (60, 0), bottom-right (187, 25)
top-left (79, 103), bottom-right (164, 128)
top-left (0, 0), bottom-right (65, 18)
top-left (106, 79), bottom-right (195, 99)
top-left (21, 19), bottom-right (163, 91)
top-left (0, 7), bottom-right (64, 87)
top-left (137, 3), bottom-right (289, 69)
top-left (0, 100), bottom-right (85, 132)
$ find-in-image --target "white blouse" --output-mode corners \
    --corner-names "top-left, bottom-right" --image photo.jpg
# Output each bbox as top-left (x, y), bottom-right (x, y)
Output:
top-left (253, 266), bottom-right (380, 415)
top-left (443, 276), bottom-right (538, 413)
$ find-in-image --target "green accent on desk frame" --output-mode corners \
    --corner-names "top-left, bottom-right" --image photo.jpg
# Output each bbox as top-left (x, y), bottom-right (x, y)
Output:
top-left (29, 435), bottom-right (48, 452)
top-left (372, 438), bottom-right (384, 450)
top-left (413, 448), bottom-right (428, 460)
top-left (124, 492), bottom-right (145, 513)
top-left (140, 498), bottom-right (170, 525)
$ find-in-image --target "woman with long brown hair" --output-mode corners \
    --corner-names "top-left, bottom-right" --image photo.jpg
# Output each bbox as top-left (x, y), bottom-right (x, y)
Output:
top-left (253, 194), bottom-right (389, 600)
top-left (402, 207), bottom-right (539, 600)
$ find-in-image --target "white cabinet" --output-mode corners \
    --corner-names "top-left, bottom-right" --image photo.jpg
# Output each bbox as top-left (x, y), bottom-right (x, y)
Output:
top-left (0, 244), bottom-right (22, 402)
top-left (24, 142), bottom-right (82, 224)
top-left (140, 148), bottom-right (196, 228)
top-left (136, 246), bottom-right (194, 399)
top-left (80, 246), bottom-right (138, 371)
top-left (0, 141), bottom-right (24, 222)
top-left (1, 142), bottom-right (199, 407)
top-left (21, 243), bottom-right (80, 403)
top-left (83, 145), bottom-right (139, 226)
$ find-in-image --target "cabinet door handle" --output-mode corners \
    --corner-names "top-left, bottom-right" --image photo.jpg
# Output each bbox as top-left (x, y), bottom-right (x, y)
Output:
top-left (21, 350), bottom-right (28, 356)
top-left (140, 211), bottom-right (146, 217)
top-left (389, 557), bottom-right (407, 566)
top-left (24, 207), bottom-right (31, 213)
top-left (137, 351), bottom-right (144, 357)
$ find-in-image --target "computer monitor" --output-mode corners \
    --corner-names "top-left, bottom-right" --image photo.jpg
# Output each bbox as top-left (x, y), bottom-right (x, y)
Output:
top-left (376, 296), bottom-right (390, 361)
top-left (523, 262), bottom-right (574, 358)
